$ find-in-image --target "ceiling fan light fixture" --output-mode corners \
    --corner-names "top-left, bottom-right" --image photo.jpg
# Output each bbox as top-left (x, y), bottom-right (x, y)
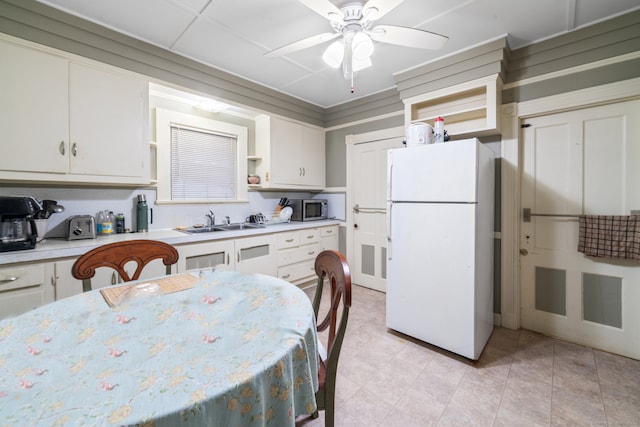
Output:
top-left (352, 31), bottom-right (374, 60)
top-left (352, 55), bottom-right (372, 72)
top-left (322, 40), bottom-right (344, 68)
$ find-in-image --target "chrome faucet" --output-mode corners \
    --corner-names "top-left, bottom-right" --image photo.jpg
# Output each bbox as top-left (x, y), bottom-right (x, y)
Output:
top-left (205, 210), bottom-right (215, 228)
top-left (225, 216), bottom-right (231, 225)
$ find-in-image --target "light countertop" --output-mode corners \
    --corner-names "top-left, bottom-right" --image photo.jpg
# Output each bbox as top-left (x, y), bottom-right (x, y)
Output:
top-left (0, 220), bottom-right (340, 265)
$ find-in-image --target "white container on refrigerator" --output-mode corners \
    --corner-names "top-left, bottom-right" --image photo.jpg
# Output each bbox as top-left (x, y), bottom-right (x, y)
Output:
top-left (386, 138), bottom-right (494, 360)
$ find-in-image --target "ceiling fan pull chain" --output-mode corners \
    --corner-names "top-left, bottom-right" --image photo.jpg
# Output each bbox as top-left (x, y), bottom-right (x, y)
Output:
top-left (350, 68), bottom-right (355, 93)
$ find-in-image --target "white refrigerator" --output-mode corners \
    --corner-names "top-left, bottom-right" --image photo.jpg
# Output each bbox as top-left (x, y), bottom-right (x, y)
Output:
top-left (386, 138), bottom-right (494, 360)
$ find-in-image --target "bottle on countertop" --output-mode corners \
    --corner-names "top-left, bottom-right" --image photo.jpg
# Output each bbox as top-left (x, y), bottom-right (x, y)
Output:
top-left (434, 116), bottom-right (445, 143)
top-left (115, 213), bottom-right (125, 234)
top-left (96, 210), bottom-right (104, 235)
top-left (136, 195), bottom-right (148, 232)
top-left (101, 210), bottom-right (114, 235)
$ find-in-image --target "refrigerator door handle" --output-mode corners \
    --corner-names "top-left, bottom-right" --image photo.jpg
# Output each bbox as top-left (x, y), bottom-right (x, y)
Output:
top-left (387, 151), bottom-right (393, 201)
top-left (387, 201), bottom-right (392, 260)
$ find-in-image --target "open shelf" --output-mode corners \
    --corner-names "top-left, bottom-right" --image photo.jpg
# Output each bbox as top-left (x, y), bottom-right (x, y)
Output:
top-left (404, 75), bottom-right (502, 139)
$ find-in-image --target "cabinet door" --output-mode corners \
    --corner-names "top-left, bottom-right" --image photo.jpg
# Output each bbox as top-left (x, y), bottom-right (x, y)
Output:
top-left (0, 39), bottom-right (69, 174)
top-left (300, 126), bottom-right (325, 188)
top-left (235, 234), bottom-right (276, 276)
top-left (320, 226), bottom-right (339, 251)
top-left (69, 63), bottom-right (147, 179)
top-left (270, 118), bottom-right (302, 185)
top-left (177, 240), bottom-right (235, 273)
top-left (0, 263), bottom-right (55, 319)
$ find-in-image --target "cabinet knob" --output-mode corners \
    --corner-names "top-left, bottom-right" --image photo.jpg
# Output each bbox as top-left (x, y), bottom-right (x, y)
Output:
top-left (59, 141), bottom-right (65, 155)
top-left (72, 142), bottom-right (78, 157)
top-left (0, 276), bottom-right (18, 285)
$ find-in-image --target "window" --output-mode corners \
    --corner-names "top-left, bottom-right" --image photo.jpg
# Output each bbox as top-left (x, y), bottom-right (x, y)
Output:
top-left (156, 108), bottom-right (247, 203)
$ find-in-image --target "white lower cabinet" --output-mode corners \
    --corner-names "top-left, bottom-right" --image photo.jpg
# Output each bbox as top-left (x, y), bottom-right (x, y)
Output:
top-left (320, 225), bottom-right (339, 251)
top-left (277, 228), bottom-right (321, 286)
top-left (0, 262), bottom-right (55, 320)
top-left (235, 234), bottom-right (277, 276)
top-left (177, 240), bottom-right (235, 273)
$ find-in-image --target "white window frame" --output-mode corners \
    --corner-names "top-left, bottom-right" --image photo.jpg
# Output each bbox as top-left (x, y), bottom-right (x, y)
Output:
top-left (155, 108), bottom-right (248, 204)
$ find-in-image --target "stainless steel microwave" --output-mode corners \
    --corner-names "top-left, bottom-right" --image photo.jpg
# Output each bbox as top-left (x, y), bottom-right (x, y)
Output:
top-left (289, 199), bottom-right (328, 221)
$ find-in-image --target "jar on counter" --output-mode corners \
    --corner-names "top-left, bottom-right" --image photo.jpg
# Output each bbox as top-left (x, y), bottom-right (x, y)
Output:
top-left (115, 213), bottom-right (125, 234)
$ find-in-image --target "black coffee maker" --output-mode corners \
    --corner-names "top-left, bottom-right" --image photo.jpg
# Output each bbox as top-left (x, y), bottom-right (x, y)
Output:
top-left (0, 196), bottom-right (39, 252)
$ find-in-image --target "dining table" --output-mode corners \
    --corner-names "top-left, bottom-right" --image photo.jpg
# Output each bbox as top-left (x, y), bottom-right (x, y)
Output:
top-left (0, 270), bottom-right (319, 426)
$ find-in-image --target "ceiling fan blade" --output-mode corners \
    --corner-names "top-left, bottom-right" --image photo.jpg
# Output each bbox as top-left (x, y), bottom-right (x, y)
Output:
top-left (298, 0), bottom-right (343, 19)
top-left (362, 0), bottom-right (404, 20)
top-left (264, 32), bottom-right (340, 58)
top-left (369, 25), bottom-right (448, 50)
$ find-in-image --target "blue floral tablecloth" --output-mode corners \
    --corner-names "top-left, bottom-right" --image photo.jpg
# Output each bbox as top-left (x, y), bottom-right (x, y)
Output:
top-left (0, 271), bottom-right (318, 426)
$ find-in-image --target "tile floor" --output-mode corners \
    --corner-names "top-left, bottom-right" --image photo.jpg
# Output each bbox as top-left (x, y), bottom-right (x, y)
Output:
top-left (299, 283), bottom-right (640, 427)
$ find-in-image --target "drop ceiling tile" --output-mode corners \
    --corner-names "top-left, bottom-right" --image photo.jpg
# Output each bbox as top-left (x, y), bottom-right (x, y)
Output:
top-left (172, 15), bottom-right (316, 93)
top-left (38, 0), bottom-right (196, 47)
top-left (574, 0), bottom-right (640, 27)
top-left (172, 0), bottom-right (211, 14)
top-left (201, 0), bottom-right (331, 51)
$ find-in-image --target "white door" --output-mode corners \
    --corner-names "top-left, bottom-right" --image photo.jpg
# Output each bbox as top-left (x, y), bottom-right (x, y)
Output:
top-left (520, 100), bottom-right (640, 359)
top-left (352, 136), bottom-right (403, 291)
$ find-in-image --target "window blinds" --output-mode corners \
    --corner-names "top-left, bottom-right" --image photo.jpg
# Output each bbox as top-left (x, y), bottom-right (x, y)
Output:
top-left (170, 124), bottom-right (237, 200)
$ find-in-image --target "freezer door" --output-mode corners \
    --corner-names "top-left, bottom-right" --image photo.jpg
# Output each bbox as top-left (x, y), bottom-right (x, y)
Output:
top-left (388, 139), bottom-right (478, 203)
top-left (386, 202), bottom-right (480, 359)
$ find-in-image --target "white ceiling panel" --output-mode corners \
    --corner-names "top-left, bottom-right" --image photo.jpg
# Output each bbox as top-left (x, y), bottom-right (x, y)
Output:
top-left (38, 0), bottom-right (197, 48)
top-left (34, 0), bottom-right (640, 108)
top-left (173, 16), bottom-right (318, 93)
top-left (574, 0), bottom-right (640, 26)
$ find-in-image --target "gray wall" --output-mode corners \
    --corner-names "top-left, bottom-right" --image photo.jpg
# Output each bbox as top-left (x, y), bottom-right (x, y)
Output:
top-left (325, 115), bottom-right (404, 188)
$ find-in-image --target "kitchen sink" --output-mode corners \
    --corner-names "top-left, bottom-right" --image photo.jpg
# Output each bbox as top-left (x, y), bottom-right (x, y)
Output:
top-left (214, 223), bottom-right (265, 231)
top-left (178, 226), bottom-right (220, 234)
top-left (178, 223), bottom-right (265, 234)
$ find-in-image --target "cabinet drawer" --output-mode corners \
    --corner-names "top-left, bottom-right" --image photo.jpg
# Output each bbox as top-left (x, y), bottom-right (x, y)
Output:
top-left (278, 242), bottom-right (321, 267)
top-left (298, 229), bottom-right (320, 244)
top-left (0, 264), bottom-right (46, 292)
top-left (320, 226), bottom-right (338, 237)
top-left (277, 231), bottom-right (300, 249)
top-left (277, 259), bottom-right (316, 284)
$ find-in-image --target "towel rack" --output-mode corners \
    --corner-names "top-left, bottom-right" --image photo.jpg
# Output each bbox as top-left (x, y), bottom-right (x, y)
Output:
top-left (523, 208), bottom-right (581, 222)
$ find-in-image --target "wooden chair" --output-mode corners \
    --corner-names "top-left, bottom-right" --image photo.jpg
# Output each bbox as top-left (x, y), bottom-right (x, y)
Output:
top-left (310, 250), bottom-right (352, 427)
top-left (72, 239), bottom-right (179, 292)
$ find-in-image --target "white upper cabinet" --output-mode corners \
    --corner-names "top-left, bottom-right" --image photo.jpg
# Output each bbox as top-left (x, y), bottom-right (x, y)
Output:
top-left (0, 36), bottom-right (149, 185)
top-left (255, 115), bottom-right (325, 190)
top-left (68, 63), bottom-right (147, 180)
top-left (0, 38), bottom-right (69, 174)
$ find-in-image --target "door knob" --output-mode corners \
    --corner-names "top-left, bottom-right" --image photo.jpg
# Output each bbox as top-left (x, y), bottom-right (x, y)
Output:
top-left (520, 249), bottom-right (528, 255)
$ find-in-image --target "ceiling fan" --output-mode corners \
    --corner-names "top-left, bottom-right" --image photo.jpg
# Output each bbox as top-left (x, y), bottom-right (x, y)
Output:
top-left (264, 0), bottom-right (448, 93)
